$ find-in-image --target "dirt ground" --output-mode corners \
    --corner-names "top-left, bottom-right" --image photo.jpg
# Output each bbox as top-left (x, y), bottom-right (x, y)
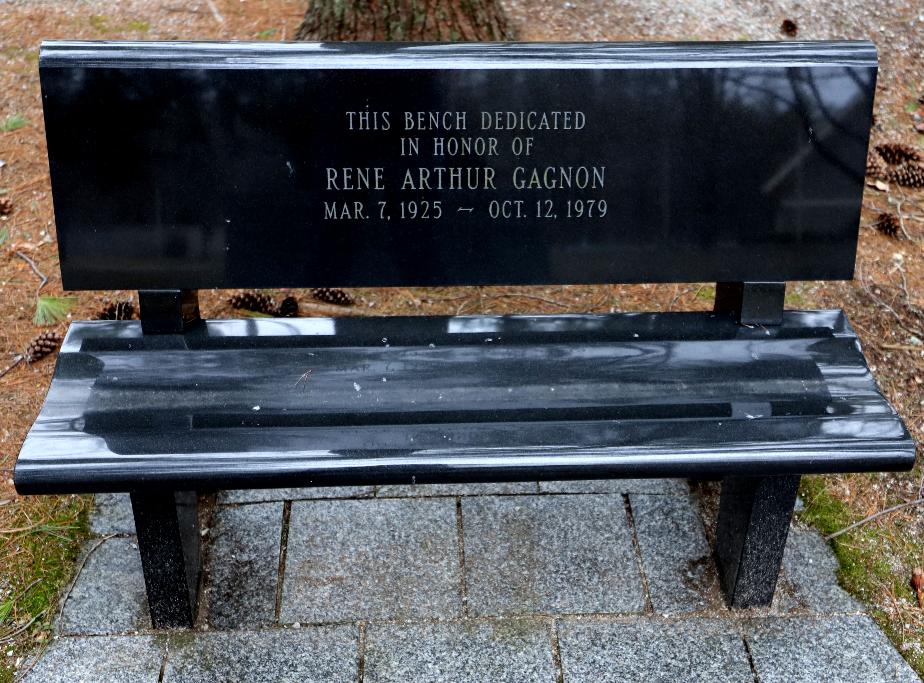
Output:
top-left (1, 0), bottom-right (923, 678)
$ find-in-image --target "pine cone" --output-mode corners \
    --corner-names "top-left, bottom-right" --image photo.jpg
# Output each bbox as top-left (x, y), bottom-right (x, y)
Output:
top-left (887, 163), bottom-right (924, 189)
top-left (278, 296), bottom-right (299, 318)
top-left (24, 331), bottom-right (63, 362)
top-left (780, 19), bottom-right (798, 37)
top-left (0, 196), bottom-right (12, 216)
top-left (96, 299), bottom-right (135, 320)
top-left (875, 143), bottom-right (920, 166)
top-left (866, 156), bottom-right (887, 180)
top-left (229, 291), bottom-right (276, 315)
top-left (873, 212), bottom-right (900, 238)
top-left (311, 288), bottom-right (355, 306)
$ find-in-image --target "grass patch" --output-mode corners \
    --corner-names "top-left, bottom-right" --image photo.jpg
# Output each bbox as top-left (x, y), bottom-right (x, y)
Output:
top-left (88, 14), bottom-right (109, 32)
top-left (695, 284), bottom-right (716, 301)
top-left (784, 287), bottom-right (806, 307)
top-left (33, 295), bottom-right (77, 326)
top-left (125, 19), bottom-right (150, 32)
top-left (0, 494), bottom-right (90, 682)
top-left (799, 476), bottom-right (924, 675)
top-left (0, 115), bottom-right (27, 133)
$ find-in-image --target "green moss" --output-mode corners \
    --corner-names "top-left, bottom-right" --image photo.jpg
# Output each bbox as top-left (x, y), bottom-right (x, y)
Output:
top-left (798, 477), bottom-right (851, 531)
top-left (0, 495), bottom-right (90, 682)
top-left (799, 476), bottom-right (924, 676)
top-left (17, 508), bottom-right (89, 618)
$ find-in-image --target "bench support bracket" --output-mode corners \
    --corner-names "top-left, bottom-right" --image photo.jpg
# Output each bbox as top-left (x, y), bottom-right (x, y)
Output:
top-left (139, 289), bottom-right (201, 334)
top-left (714, 282), bottom-right (785, 325)
top-left (130, 491), bottom-right (200, 628)
top-left (715, 474), bottom-right (800, 608)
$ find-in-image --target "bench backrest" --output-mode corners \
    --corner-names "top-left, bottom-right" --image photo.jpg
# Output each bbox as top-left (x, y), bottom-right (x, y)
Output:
top-left (40, 41), bottom-right (876, 291)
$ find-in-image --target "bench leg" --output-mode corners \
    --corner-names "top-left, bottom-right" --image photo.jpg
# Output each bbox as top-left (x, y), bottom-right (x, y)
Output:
top-left (130, 491), bottom-right (200, 628)
top-left (715, 475), bottom-right (800, 608)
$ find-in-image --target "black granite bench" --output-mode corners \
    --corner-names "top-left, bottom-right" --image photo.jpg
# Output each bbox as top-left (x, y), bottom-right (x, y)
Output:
top-left (15, 40), bottom-right (914, 628)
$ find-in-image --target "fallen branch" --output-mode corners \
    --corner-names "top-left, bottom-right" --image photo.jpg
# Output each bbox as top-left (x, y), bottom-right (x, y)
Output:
top-left (204, 0), bottom-right (224, 24)
top-left (55, 534), bottom-right (116, 622)
top-left (857, 262), bottom-right (924, 339)
top-left (890, 196), bottom-right (916, 242)
top-left (0, 356), bottom-right (23, 380)
top-left (298, 300), bottom-right (360, 316)
top-left (4, 174), bottom-right (46, 195)
top-left (826, 497), bottom-right (924, 540)
top-left (891, 192), bottom-right (922, 243)
top-left (489, 293), bottom-right (571, 308)
top-left (13, 250), bottom-right (47, 296)
top-left (0, 609), bottom-right (47, 644)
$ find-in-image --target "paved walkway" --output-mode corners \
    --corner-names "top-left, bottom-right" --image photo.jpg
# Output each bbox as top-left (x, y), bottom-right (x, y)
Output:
top-left (22, 480), bottom-right (920, 682)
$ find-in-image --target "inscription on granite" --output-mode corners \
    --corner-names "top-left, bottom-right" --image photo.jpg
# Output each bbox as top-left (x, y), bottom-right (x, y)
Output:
top-left (325, 109), bottom-right (606, 223)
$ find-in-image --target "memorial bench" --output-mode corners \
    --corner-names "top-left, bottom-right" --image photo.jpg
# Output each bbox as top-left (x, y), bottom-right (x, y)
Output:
top-left (15, 40), bottom-right (915, 628)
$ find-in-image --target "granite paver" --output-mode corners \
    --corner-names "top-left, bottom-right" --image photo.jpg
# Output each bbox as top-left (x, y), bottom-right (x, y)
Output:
top-left (23, 483), bottom-right (921, 682)
top-left (557, 618), bottom-right (753, 682)
top-left (745, 615), bottom-right (920, 682)
top-left (364, 618), bottom-right (555, 682)
top-left (782, 527), bottom-right (860, 613)
top-left (630, 493), bottom-right (724, 613)
top-left (162, 626), bottom-right (359, 683)
top-left (207, 502), bottom-right (283, 628)
top-left (58, 538), bottom-right (149, 635)
top-left (376, 482), bottom-right (537, 497)
top-left (22, 635), bottom-right (165, 683)
top-left (538, 479), bottom-right (688, 495)
top-left (281, 498), bottom-right (460, 622)
top-left (463, 495), bottom-right (646, 616)
top-left (218, 487), bottom-right (375, 504)
top-left (89, 493), bottom-right (135, 535)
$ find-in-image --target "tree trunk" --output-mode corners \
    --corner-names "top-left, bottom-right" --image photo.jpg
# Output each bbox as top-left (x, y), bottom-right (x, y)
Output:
top-left (295, 0), bottom-right (514, 42)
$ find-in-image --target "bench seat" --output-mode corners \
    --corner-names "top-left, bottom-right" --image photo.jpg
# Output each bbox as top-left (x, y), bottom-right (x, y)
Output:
top-left (16, 309), bottom-right (914, 494)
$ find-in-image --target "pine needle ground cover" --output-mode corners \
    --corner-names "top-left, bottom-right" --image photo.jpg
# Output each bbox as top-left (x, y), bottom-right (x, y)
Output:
top-left (1, 1), bottom-right (923, 680)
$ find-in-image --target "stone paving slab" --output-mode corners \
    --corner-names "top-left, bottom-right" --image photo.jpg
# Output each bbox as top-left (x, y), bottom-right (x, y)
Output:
top-left (89, 493), bottom-right (135, 535)
top-left (782, 527), bottom-right (860, 613)
top-left (538, 478), bottom-right (688, 495)
top-left (23, 483), bottom-right (921, 682)
top-left (58, 538), bottom-right (149, 635)
top-left (23, 635), bottom-right (166, 683)
top-left (207, 502), bottom-right (284, 628)
top-left (630, 494), bottom-right (724, 613)
top-left (162, 626), bottom-right (358, 683)
top-left (218, 487), bottom-right (375, 504)
top-left (376, 481), bottom-right (537, 497)
top-left (462, 495), bottom-right (646, 616)
top-left (557, 617), bottom-right (753, 682)
top-left (364, 618), bottom-right (555, 682)
top-left (744, 615), bottom-right (920, 682)
top-left (281, 498), bottom-right (461, 623)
